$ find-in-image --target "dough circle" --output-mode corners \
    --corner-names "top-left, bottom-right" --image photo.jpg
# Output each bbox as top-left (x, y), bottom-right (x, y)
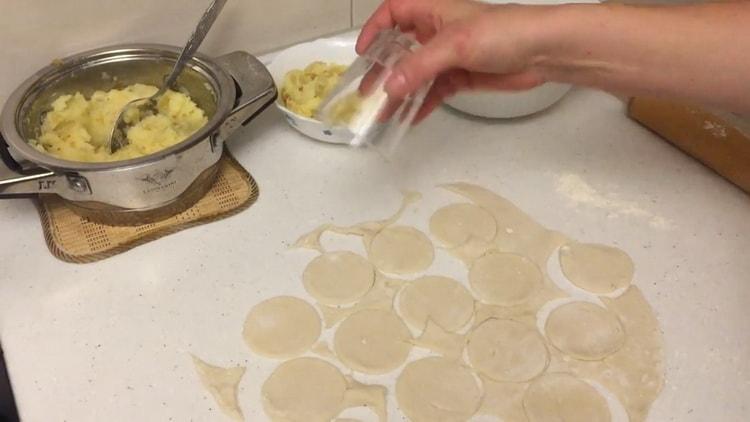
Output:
top-left (243, 296), bottom-right (321, 358)
top-left (303, 251), bottom-right (375, 306)
top-left (262, 357), bottom-right (347, 422)
top-left (469, 252), bottom-right (542, 306)
top-left (467, 318), bottom-right (549, 382)
top-left (559, 242), bottom-right (634, 294)
top-left (334, 308), bottom-right (412, 374)
top-left (397, 275), bottom-right (475, 332)
top-left (523, 373), bottom-right (611, 422)
top-left (368, 225), bottom-right (434, 275)
top-left (396, 357), bottom-right (482, 422)
top-left (545, 301), bottom-right (626, 361)
top-left (429, 203), bottom-right (497, 247)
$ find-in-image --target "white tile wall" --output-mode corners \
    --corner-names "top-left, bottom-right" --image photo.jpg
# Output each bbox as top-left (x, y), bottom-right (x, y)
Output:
top-left (0, 0), bottom-right (355, 101)
top-left (352, 0), bottom-right (383, 26)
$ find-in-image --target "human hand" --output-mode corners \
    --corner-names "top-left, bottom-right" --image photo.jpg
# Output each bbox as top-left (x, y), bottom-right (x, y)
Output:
top-left (357, 0), bottom-right (551, 121)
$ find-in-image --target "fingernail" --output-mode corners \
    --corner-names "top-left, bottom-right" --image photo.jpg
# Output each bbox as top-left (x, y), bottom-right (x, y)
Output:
top-left (385, 72), bottom-right (407, 97)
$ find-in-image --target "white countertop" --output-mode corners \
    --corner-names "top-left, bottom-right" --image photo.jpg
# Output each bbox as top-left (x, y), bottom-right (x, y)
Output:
top-left (1, 88), bottom-right (749, 422)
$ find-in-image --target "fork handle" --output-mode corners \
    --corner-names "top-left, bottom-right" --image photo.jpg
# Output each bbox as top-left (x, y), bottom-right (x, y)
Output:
top-left (162, 0), bottom-right (229, 92)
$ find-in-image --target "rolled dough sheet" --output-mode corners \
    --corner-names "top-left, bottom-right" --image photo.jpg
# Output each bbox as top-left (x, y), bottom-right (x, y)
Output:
top-left (191, 355), bottom-right (245, 422)
top-left (523, 372), bottom-right (611, 422)
top-left (397, 275), bottom-right (475, 332)
top-left (367, 225), bottom-right (435, 275)
top-left (545, 301), bottom-right (626, 361)
top-left (395, 357), bottom-right (482, 422)
top-left (467, 318), bottom-right (549, 382)
top-left (334, 308), bottom-right (413, 374)
top-left (242, 296), bottom-right (321, 359)
top-left (429, 203), bottom-right (497, 248)
top-left (559, 242), bottom-right (634, 294)
top-left (262, 357), bottom-right (348, 422)
top-left (303, 251), bottom-right (375, 306)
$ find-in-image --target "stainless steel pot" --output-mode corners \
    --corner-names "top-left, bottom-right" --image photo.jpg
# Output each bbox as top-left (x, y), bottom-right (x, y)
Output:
top-left (0, 44), bottom-right (276, 224)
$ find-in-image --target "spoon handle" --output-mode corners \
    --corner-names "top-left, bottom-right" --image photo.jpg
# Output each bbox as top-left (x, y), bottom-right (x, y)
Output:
top-left (163, 0), bottom-right (229, 92)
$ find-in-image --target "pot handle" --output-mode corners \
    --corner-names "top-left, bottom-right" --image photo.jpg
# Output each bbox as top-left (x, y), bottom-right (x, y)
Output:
top-left (0, 134), bottom-right (58, 198)
top-left (215, 51), bottom-right (277, 142)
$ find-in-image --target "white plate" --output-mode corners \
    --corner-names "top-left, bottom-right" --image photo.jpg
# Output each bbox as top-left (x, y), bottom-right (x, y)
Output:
top-left (267, 33), bottom-right (358, 144)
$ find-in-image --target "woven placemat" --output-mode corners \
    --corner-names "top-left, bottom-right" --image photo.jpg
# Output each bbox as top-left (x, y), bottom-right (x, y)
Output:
top-left (35, 152), bottom-right (259, 264)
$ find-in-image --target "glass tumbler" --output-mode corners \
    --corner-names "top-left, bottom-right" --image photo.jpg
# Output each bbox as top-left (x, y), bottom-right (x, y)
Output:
top-left (316, 29), bottom-right (434, 156)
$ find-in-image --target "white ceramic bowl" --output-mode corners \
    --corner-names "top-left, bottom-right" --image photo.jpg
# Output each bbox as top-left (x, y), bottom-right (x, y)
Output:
top-left (267, 33), bottom-right (358, 144)
top-left (446, 83), bottom-right (572, 119)
top-left (445, 0), bottom-right (597, 119)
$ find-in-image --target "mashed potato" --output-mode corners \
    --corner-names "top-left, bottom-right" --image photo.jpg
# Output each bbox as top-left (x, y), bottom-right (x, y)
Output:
top-left (29, 84), bottom-right (208, 162)
top-left (281, 61), bottom-right (347, 117)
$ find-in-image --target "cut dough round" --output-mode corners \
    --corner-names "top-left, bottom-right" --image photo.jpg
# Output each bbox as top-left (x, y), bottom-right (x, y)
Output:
top-left (262, 357), bottom-right (347, 422)
top-left (545, 301), bottom-right (625, 361)
top-left (242, 296), bottom-right (321, 359)
top-left (334, 308), bottom-right (412, 374)
top-left (559, 242), bottom-right (634, 294)
top-left (523, 373), bottom-right (611, 422)
top-left (368, 225), bottom-right (434, 275)
top-left (467, 318), bottom-right (548, 382)
top-left (429, 203), bottom-right (497, 247)
top-left (396, 357), bottom-right (482, 422)
top-left (398, 275), bottom-right (475, 332)
top-left (303, 251), bottom-right (375, 306)
top-left (469, 252), bottom-right (542, 306)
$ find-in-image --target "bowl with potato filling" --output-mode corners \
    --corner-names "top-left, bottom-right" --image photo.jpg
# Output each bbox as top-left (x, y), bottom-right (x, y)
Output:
top-left (267, 33), bottom-right (358, 144)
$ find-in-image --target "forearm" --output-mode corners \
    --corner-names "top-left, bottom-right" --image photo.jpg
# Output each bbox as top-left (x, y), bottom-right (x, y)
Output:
top-left (532, 2), bottom-right (750, 114)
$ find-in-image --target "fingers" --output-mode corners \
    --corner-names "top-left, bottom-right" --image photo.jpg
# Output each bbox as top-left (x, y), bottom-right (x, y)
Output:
top-left (356, 2), bottom-right (394, 54)
top-left (357, 0), bottom-right (449, 54)
top-left (413, 77), bottom-right (459, 124)
top-left (385, 27), bottom-right (468, 99)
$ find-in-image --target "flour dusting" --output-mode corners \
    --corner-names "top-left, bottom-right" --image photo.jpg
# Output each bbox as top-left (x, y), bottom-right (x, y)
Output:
top-left (703, 121), bottom-right (727, 138)
top-left (555, 173), bottom-right (672, 229)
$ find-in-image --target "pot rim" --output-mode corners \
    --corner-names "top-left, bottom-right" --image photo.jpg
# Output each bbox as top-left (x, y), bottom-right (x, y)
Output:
top-left (0, 43), bottom-right (236, 173)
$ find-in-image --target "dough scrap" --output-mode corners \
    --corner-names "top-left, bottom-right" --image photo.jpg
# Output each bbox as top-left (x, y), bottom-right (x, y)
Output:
top-left (477, 376), bottom-right (528, 422)
top-left (368, 225), bottom-right (434, 275)
top-left (334, 308), bottom-right (412, 374)
top-left (242, 296), bottom-right (321, 359)
top-left (559, 242), bottom-right (634, 294)
top-left (545, 301), bottom-right (626, 361)
top-left (429, 203), bottom-right (497, 248)
top-left (311, 341), bottom-right (337, 360)
top-left (341, 377), bottom-right (388, 422)
top-left (522, 373), bottom-right (611, 422)
top-left (303, 251), bottom-right (375, 306)
top-left (191, 355), bottom-right (246, 422)
top-left (262, 357), bottom-right (348, 422)
top-left (293, 191), bottom-right (422, 252)
top-left (411, 320), bottom-right (466, 360)
top-left (467, 318), bottom-right (549, 382)
top-left (469, 251), bottom-right (542, 306)
top-left (397, 275), bottom-right (475, 332)
top-left (396, 357), bottom-right (482, 422)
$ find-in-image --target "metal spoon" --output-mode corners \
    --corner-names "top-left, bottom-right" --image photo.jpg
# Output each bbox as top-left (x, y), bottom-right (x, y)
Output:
top-left (108, 0), bottom-right (228, 154)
